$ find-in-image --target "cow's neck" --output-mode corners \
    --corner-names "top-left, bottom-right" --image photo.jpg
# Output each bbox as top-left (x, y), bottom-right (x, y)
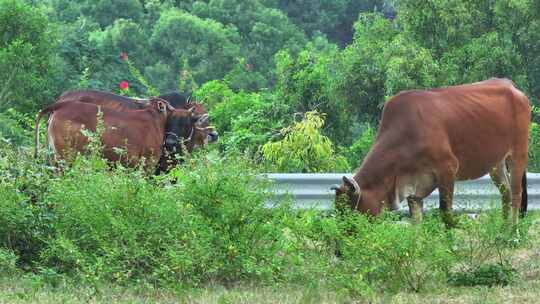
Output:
top-left (354, 140), bottom-right (398, 202)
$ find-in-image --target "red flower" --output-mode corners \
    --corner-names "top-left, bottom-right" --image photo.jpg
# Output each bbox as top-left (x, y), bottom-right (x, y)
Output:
top-left (120, 52), bottom-right (128, 61)
top-left (119, 81), bottom-right (129, 90)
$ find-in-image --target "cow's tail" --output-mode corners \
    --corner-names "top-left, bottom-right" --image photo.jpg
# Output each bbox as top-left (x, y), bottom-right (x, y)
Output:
top-left (34, 103), bottom-right (63, 158)
top-left (520, 172), bottom-right (528, 217)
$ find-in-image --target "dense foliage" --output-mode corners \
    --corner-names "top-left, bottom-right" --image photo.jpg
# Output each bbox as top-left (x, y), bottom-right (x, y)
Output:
top-left (1, 0), bottom-right (540, 171)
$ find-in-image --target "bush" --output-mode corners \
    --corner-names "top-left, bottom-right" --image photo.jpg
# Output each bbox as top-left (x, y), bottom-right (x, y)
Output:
top-left (262, 111), bottom-right (349, 173)
top-left (0, 248), bottom-right (18, 275)
top-left (332, 213), bottom-right (454, 294)
top-left (1, 149), bottom-right (296, 286)
top-left (0, 142), bottom-right (538, 296)
top-left (448, 263), bottom-right (517, 287)
top-left (451, 210), bottom-right (533, 276)
top-left (528, 107), bottom-right (540, 172)
top-left (0, 143), bottom-right (57, 266)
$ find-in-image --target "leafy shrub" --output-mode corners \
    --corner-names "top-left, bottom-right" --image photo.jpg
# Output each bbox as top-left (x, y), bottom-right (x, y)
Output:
top-left (27, 151), bottom-right (294, 286)
top-left (332, 213), bottom-right (454, 294)
top-left (0, 247), bottom-right (18, 275)
top-left (262, 111), bottom-right (349, 173)
top-left (195, 80), bottom-right (291, 154)
top-left (448, 263), bottom-right (516, 287)
top-left (0, 142), bottom-right (538, 296)
top-left (451, 210), bottom-right (532, 280)
top-left (0, 108), bottom-right (34, 146)
top-left (0, 143), bottom-right (57, 266)
top-left (528, 106), bottom-right (540, 172)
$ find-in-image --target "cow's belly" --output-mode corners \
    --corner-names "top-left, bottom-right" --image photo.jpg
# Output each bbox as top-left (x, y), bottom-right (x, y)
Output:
top-left (454, 147), bottom-right (510, 181)
top-left (392, 173), bottom-right (437, 209)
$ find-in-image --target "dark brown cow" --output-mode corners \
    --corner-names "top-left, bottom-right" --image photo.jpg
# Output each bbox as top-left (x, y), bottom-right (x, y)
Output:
top-left (333, 78), bottom-right (531, 225)
top-left (34, 98), bottom-right (196, 172)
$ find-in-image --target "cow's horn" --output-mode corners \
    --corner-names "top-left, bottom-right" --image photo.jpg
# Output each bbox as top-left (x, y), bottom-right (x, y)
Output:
top-left (342, 176), bottom-right (360, 195)
top-left (150, 98), bottom-right (174, 113)
top-left (197, 113), bottom-right (209, 124)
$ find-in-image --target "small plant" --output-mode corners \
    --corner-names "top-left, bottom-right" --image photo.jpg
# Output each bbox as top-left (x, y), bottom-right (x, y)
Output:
top-left (448, 263), bottom-right (517, 287)
top-left (0, 248), bottom-right (18, 275)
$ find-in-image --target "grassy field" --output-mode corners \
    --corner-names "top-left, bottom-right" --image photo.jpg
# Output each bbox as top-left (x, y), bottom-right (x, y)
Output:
top-left (1, 214), bottom-right (538, 304)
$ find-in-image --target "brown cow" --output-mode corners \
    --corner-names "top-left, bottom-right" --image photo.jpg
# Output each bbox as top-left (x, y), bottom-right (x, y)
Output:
top-left (34, 98), bottom-right (196, 172)
top-left (55, 90), bottom-right (218, 148)
top-left (54, 90), bottom-right (217, 172)
top-left (333, 78), bottom-right (530, 226)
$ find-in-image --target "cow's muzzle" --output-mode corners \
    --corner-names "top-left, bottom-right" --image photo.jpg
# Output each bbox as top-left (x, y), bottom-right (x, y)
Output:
top-left (208, 130), bottom-right (219, 143)
top-left (164, 132), bottom-right (179, 152)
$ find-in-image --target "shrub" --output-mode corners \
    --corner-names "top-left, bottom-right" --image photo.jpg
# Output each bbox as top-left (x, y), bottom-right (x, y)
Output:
top-left (528, 107), bottom-right (540, 172)
top-left (0, 248), bottom-right (18, 275)
top-left (262, 111), bottom-right (349, 173)
top-left (34, 151), bottom-right (295, 286)
top-left (448, 263), bottom-right (516, 287)
top-left (332, 213), bottom-right (454, 294)
top-left (0, 143), bottom-right (57, 266)
top-left (451, 210), bottom-right (533, 277)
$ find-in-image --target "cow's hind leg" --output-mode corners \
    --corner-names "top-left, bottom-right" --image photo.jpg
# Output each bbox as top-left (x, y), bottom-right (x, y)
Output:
top-left (489, 160), bottom-right (511, 220)
top-left (407, 195), bottom-right (423, 224)
top-left (510, 153), bottom-right (528, 226)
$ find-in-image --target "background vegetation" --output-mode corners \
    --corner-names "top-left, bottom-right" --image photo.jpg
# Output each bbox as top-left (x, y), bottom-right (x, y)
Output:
top-left (1, 0), bottom-right (539, 171)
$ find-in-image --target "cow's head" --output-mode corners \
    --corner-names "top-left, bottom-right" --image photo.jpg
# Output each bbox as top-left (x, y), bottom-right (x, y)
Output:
top-left (184, 103), bottom-right (218, 150)
top-left (163, 107), bottom-right (198, 154)
top-left (157, 93), bottom-right (219, 149)
top-left (331, 176), bottom-right (383, 217)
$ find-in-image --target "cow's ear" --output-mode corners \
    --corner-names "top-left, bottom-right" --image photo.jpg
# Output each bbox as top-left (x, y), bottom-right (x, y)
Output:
top-left (342, 176), bottom-right (360, 195)
top-left (149, 98), bottom-right (174, 114)
top-left (195, 113), bottom-right (209, 126)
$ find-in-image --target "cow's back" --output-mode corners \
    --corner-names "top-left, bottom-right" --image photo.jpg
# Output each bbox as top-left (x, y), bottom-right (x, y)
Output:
top-left (375, 78), bottom-right (530, 180)
top-left (48, 101), bottom-right (165, 168)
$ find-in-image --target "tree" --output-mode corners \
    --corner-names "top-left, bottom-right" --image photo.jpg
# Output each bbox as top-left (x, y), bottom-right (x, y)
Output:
top-left (335, 13), bottom-right (439, 126)
top-left (262, 111), bottom-right (348, 173)
top-left (276, 0), bottom-right (387, 45)
top-left (48, 0), bottom-right (144, 28)
top-left (150, 9), bottom-right (241, 90)
top-left (195, 0), bottom-right (307, 89)
top-left (0, 0), bottom-right (61, 112)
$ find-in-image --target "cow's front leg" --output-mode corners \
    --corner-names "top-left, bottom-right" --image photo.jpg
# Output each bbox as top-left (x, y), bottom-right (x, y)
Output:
top-left (407, 195), bottom-right (423, 224)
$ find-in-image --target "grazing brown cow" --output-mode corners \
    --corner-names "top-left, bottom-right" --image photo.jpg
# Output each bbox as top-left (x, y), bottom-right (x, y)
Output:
top-left (54, 90), bottom-right (217, 172)
top-left (34, 98), bottom-right (196, 172)
top-left (333, 78), bottom-right (531, 226)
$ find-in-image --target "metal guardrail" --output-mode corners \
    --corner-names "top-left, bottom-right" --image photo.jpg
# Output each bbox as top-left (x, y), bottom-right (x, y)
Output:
top-left (264, 173), bottom-right (540, 211)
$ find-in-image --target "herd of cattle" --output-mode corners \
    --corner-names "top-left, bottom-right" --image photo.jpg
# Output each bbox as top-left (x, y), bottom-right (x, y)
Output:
top-left (34, 90), bottom-right (218, 174)
top-left (34, 78), bottom-right (531, 225)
